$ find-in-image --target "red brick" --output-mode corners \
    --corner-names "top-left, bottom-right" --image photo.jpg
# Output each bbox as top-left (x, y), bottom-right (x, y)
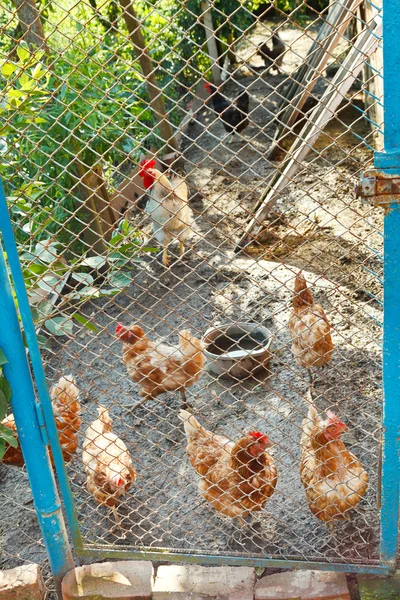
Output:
top-left (0, 564), bottom-right (45, 600)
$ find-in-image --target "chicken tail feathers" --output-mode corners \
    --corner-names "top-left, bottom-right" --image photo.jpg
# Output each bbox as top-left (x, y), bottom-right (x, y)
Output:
top-left (178, 330), bottom-right (205, 376)
top-left (179, 409), bottom-right (203, 438)
top-left (235, 90), bottom-right (249, 113)
top-left (97, 405), bottom-right (113, 431)
top-left (301, 388), bottom-right (319, 445)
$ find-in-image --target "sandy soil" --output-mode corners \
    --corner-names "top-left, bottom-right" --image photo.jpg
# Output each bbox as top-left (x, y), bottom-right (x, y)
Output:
top-left (0, 18), bottom-right (383, 575)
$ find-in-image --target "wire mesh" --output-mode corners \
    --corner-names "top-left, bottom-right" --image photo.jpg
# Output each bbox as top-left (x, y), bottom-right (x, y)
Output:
top-left (0, 0), bottom-right (383, 570)
top-left (0, 462), bottom-right (57, 598)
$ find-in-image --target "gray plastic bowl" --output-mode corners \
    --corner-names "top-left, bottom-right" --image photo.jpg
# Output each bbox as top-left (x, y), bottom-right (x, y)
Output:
top-left (202, 322), bottom-right (272, 379)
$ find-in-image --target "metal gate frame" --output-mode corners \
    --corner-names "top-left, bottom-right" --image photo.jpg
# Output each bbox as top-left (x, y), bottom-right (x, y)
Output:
top-left (0, 0), bottom-right (399, 589)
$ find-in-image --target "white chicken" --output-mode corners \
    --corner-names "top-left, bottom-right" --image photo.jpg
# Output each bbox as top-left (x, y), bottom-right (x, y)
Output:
top-left (82, 405), bottom-right (136, 525)
top-left (138, 158), bottom-right (192, 267)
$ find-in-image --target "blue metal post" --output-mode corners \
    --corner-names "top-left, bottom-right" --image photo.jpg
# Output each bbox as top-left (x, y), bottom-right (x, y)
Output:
top-left (376, 0), bottom-right (400, 569)
top-left (0, 239), bottom-right (74, 593)
top-left (0, 180), bottom-right (82, 552)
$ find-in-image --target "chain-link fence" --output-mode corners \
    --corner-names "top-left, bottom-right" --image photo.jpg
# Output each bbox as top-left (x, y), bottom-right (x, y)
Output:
top-left (0, 0), bottom-right (383, 571)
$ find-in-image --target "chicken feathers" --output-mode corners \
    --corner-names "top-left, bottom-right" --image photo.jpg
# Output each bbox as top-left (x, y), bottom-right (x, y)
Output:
top-left (116, 324), bottom-right (204, 403)
top-left (138, 159), bottom-right (192, 266)
top-left (179, 410), bottom-right (277, 521)
top-left (258, 29), bottom-right (285, 74)
top-left (1, 375), bottom-right (81, 466)
top-left (205, 83), bottom-right (249, 144)
top-left (300, 399), bottom-right (368, 525)
top-left (82, 405), bottom-right (136, 524)
top-left (288, 272), bottom-right (334, 374)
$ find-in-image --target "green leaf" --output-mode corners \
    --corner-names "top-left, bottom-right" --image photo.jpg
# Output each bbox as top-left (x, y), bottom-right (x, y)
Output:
top-left (0, 439), bottom-right (5, 460)
top-left (37, 299), bottom-right (54, 316)
top-left (80, 256), bottom-right (107, 269)
top-left (35, 241), bottom-right (57, 263)
top-left (109, 233), bottom-right (124, 246)
top-left (0, 389), bottom-right (8, 421)
top-left (16, 43), bottom-right (30, 63)
top-left (1, 62), bottom-right (17, 78)
top-left (28, 263), bottom-right (48, 275)
top-left (98, 288), bottom-right (120, 296)
top-left (31, 63), bottom-right (46, 81)
top-left (0, 348), bottom-right (8, 366)
top-left (44, 316), bottom-right (74, 336)
top-left (71, 272), bottom-right (94, 285)
top-left (37, 274), bottom-right (60, 292)
top-left (0, 424), bottom-right (18, 448)
top-left (0, 377), bottom-right (12, 404)
top-left (36, 334), bottom-right (50, 349)
top-left (108, 271), bottom-right (133, 289)
top-left (73, 313), bottom-right (99, 333)
top-left (30, 307), bottom-right (39, 322)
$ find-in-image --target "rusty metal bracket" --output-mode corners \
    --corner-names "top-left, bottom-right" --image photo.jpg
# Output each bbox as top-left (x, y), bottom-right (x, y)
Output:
top-left (355, 169), bottom-right (400, 208)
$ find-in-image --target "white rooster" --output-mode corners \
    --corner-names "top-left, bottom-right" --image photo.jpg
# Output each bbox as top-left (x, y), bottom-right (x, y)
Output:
top-left (138, 159), bottom-right (192, 267)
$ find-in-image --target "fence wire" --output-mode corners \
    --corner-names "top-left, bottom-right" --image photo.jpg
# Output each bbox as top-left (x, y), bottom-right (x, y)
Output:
top-left (0, 0), bottom-right (383, 570)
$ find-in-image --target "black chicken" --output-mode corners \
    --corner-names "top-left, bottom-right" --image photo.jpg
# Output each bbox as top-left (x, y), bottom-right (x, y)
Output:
top-left (257, 29), bottom-right (285, 74)
top-left (205, 83), bottom-right (249, 144)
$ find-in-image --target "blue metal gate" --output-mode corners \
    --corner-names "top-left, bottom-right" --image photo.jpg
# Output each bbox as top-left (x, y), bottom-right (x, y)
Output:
top-left (0, 0), bottom-right (399, 588)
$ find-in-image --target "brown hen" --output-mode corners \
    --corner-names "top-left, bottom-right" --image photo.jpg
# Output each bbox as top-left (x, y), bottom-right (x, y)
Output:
top-left (179, 410), bottom-right (277, 522)
top-left (288, 271), bottom-right (334, 383)
top-left (2, 375), bottom-right (81, 466)
top-left (300, 398), bottom-right (368, 527)
top-left (116, 323), bottom-right (204, 407)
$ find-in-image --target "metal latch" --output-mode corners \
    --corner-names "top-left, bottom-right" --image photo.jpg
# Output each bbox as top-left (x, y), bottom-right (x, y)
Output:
top-left (355, 169), bottom-right (400, 208)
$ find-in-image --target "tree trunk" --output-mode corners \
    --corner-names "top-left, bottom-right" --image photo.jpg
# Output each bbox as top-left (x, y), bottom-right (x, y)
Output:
top-left (12, 0), bottom-right (50, 53)
top-left (119, 0), bottom-right (178, 153)
top-left (200, 0), bottom-right (222, 84)
top-left (74, 160), bottom-right (109, 257)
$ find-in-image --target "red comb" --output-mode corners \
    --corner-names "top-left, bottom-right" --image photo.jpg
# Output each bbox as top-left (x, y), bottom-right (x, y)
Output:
top-left (139, 158), bottom-right (156, 176)
top-left (326, 410), bottom-right (346, 428)
top-left (249, 431), bottom-right (269, 444)
top-left (115, 477), bottom-right (125, 487)
top-left (115, 322), bottom-right (124, 335)
top-left (205, 82), bottom-right (211, 91)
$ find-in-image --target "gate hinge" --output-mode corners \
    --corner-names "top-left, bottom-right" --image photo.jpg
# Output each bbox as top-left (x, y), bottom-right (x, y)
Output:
top-left (34, 401), bottom-right (50, 447)
top-left (355, 169), bottom-right (400, 208)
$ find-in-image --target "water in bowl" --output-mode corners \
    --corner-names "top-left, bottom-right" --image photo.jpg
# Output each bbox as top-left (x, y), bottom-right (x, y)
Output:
top-left (207, 332), bottom-right (265, 357)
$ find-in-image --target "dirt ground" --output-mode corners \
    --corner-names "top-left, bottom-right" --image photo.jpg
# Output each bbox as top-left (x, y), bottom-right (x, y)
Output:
top-left (0, 18), bottom-right (384, 576)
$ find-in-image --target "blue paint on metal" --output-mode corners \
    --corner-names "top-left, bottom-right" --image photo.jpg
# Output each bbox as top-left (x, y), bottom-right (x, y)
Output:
top-left (34, 401), bottom-right (50, 446)
top-left (379, 205), bottom-right (400, 567)
top-left (0, 179), bottom-right (83, 551)
top-left (376, 0), bottom-right (400, 569)
top-left (0, 232), bottom-right (74, 593)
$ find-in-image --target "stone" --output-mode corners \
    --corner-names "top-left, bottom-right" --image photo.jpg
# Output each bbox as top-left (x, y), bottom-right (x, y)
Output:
top-left (0, 564), bottom-right (45, 600)
top-left (254, 570), bottom-right (350, 600)
top-left (152, 565), bottom-right (256, 599)
top-left (61, 561), bottom-right (153, 600)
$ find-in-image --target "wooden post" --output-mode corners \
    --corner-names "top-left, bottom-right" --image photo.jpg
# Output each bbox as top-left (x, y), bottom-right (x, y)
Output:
top-left (236, 18), bottom-right (382, 251)
top-left (269, 0), bottom-right (363, 160)
top-left (201, 0), bottom-right (222, 84)
top-left (360, 0), bottom-right (383, 148)
top-left (119, 0), bottom-right (178, 153)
